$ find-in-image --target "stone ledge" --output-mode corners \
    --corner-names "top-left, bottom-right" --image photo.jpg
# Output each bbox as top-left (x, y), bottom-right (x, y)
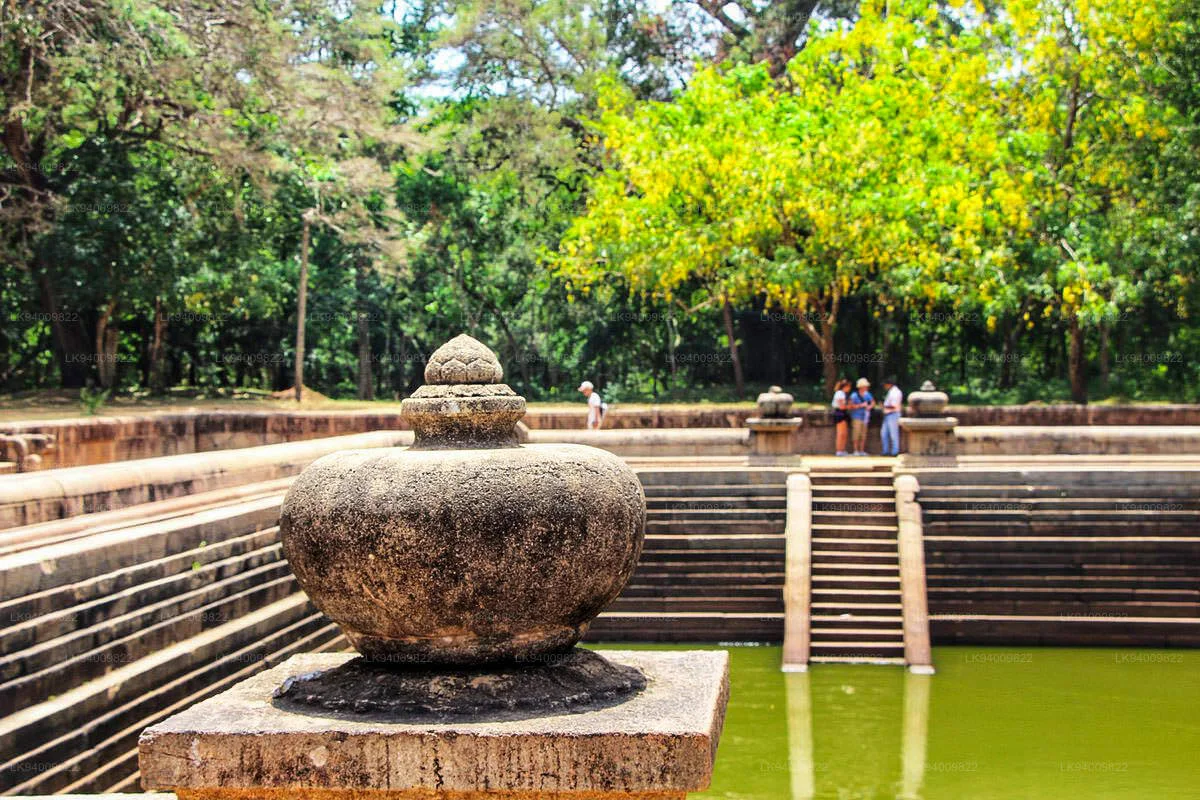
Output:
top-left (138, 650), bottom-right (729, 797)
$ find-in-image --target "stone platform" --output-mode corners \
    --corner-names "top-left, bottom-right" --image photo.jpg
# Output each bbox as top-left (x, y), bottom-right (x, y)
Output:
top-left (138, 650), bottom-right (729, 800)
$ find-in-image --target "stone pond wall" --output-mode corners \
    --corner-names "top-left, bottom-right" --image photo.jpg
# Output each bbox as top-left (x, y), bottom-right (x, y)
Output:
top-left (4, 403), bottom-right (1200, 470)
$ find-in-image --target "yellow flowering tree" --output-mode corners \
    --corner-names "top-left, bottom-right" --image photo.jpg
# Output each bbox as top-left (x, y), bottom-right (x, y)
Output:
top-left (974, 0), bottom-right (1191, 401)
top-left (555, 1), bottom-right (1011, 392)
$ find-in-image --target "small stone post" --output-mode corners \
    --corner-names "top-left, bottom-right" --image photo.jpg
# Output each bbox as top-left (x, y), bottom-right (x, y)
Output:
top-left (746, 386), bottom-right (803, 457)
top-left (898, 381), bottom-right (958, 462)
top-left (138, 334), bottom-right (729, 800)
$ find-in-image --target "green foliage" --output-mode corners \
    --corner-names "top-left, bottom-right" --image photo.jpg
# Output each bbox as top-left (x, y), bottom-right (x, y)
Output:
top-left (1, 0), bottom-right (1198, 405)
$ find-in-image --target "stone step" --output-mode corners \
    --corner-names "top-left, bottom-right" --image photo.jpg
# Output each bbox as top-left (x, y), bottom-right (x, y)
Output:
top-left (811, 562), bottom-right (900, 573)
top-left (926, 553), bottom-right (1200, 568)
top-left (588, 611), bottom-right (783, 643)
top-left (808, 472), bottom-right (893, 486)
top-left (927, 575), bottom-right (1200, 589)
top-left (0, 571), bottom-right (299, 715)
top-left (812, 498), bottom-right (895, 513)
top-left (811, 511), bottom-right (897, 526)
top-left (924, 520), bottom-right (1200, 536)
top-left (811, 551), bottom-right (898, 564)
top-left (812, 587), bottom-right (901, 598)
top-left (928, 600), bottom-right (1200, 617)
top-left (641, 485), bottom-right (787, 499)
top-left (645, 496), bottom-right (786, 510)
top-left (1, 619), bottom-right (343, 794)
top-left (0, 494), bottom-right (282, 599)
top-left (809, 641), bottom-right (906, 658)
top-left (0, 479), bottom-right (290, 558)
top-left (609, 597), bottom-right (783, 613)
top-left (811, 537), bottom-right (899, 552)
top-left (0, 538), bottom-right (284, 655)
top-left (812, 601), bottom-right (903, 613)
top-left (921, 497), bottom-right (1200, 512)
top-left (619, 584), bottom-right (783, 599)
top-left (0, 526), bottom-right (281, 627)
top-left (926, 585), bottom-right (1200, 602)
top-left (636, 470), bottom-right (787, 487)
top-left (0, 593), bottom-right (315, 765)
top-left (641, 535), bottom-right (785, 552)
top-left (811, 484), bottom-right (895, 496)
top-left (644, 520), bottom-right (785, 535)
top-left (810, 627), bottom-right (903, 639)
top-left (929, 615), bottom-right (1200, 648)
top-left (924, 535), bottom-right (1200, 553)
top-left (809, 655), bottom-right (907, 665)
top-left (811, 614), bottom-right (903, 629)
top-left (929, 563), bottom-right (1200, 578)
top-left (646, 508), bottom-right (786, 522)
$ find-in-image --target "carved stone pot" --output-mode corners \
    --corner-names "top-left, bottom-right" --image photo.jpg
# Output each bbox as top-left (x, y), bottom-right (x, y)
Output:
top-left (279, 335), bottom-right (646, 665)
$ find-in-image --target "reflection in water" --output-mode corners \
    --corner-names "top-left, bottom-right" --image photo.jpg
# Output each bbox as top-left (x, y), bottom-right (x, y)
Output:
top-left (900, 672), bottom-right (930, 800)
top-left (785, 668), bottom-right (930, 800)
top-left (689, 645), bottom-right (1200, 800)
top-left (785, 671), bottom-right (814, 800)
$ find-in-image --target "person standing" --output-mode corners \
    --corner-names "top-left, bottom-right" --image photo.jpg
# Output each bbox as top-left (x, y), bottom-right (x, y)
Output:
top-left (578, 380), bottom-right (604, 430)
top-left (881, 376), bottom-right (903, 456)
top-left (831, 378), bottom-right (851, 456)
top-left (848, 378), bottom-right (874, 456)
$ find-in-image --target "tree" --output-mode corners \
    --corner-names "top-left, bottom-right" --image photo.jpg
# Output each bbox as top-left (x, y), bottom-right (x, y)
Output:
top-left (972, 0), bottom-right (1194, 402)
top-left (557, 3), bottom-right (1006, 393)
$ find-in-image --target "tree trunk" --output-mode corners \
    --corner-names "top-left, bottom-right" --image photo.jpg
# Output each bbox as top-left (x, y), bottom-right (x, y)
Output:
top-left (295, 215), bottom-right (311, 403)
top-left (35, 271), bottom-right (91, 388)
top-left (819, 332), bottom-right (837, 395)
top-left (95, 299), bottom-right (118, 389)
top-left (356, 259), bottom-right (375, 400)
top-left (721, 295), bottom-right (745, 397)
top-left (148, 296), bottom-right (167, 393)
top-left (1098, 322), bottom-right (1110, 393)
top-left (1068, 315), bottom-right (1087, 404)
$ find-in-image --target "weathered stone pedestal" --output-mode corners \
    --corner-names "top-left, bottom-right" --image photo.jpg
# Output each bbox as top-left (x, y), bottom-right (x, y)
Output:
top-left (138, 650), bottom-right (729, 800)
top-left (746, 386), bottom-right (802, 457)
top-left (898, 381), bottom-right (958, 463)
top-left (746, 417), bottom-right (803, 456)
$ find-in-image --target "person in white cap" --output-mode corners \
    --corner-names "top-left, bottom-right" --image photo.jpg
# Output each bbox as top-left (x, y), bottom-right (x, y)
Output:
top-left (848, 377), bottom-right (874, 455)
top-left (578, 380), bottom-right (604, 429)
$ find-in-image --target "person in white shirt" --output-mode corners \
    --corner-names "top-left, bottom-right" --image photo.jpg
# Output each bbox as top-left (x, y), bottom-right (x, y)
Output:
top-left (881, 376), bottom-right (903, 456)
top-left (578, 381), bottom-right (604, 430)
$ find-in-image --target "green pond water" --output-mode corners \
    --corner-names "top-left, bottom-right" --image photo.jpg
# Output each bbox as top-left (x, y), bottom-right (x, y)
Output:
top-left (613, 645), bottom-right (1200, 800)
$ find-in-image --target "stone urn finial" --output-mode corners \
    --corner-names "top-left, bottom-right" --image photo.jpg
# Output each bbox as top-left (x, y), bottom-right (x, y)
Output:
top-left (400, 333), bottom-right (525, 448)
top-left (279, 333), bottom-right (646, 666)
top-left (908, 380), bottom-right (950, 417)
top-left (755, 385), bottom-right (794, 419)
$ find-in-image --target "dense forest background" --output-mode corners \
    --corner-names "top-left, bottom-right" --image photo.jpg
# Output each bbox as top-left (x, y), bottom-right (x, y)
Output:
top-left (2, 0), bottom-right (1198, 405)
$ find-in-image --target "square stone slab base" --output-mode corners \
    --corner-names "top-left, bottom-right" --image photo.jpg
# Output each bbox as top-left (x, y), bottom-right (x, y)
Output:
top-left (138, 650), bottom-right (730, 800)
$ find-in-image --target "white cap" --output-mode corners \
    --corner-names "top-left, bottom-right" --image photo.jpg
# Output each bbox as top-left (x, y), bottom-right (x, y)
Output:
top-left (578, 381), bottom-right (594, 392)
top-left (856, 377), bottom-right (871, 388)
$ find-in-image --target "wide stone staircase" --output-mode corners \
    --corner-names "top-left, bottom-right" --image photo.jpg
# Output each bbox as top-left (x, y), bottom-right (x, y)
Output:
top-left (589, 468), bottom-right (787, 643)
top-left (807, 463), bottom-right (905, 664)
top-left (915, 461), bottom-right (1200, 647)
top-left (0, 478), bottom-right (344, 795)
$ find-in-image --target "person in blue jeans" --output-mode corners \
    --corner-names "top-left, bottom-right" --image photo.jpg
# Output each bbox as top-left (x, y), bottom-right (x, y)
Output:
top-left (881, 376), bottom-right (903, 456)
top-left (848, 378), bottom-right (874, 455)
